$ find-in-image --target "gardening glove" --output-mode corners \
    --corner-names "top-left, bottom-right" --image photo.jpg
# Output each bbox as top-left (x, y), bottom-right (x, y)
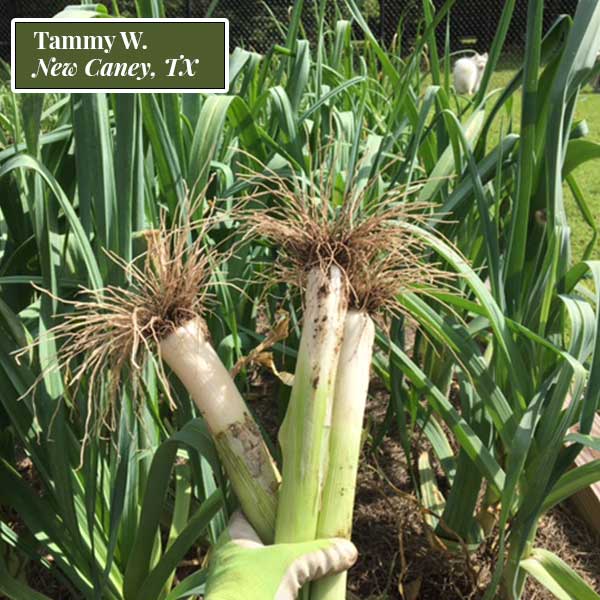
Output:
top-left (204, 512), bottom-right (358, 600)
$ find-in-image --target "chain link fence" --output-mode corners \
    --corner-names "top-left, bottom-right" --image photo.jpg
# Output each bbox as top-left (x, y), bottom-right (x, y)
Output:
top-left (0, 1), bottom-right (580, 67)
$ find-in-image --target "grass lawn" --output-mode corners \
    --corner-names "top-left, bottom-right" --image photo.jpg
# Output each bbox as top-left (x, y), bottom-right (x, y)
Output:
top-left (490, 64), bottom-right (600, 261)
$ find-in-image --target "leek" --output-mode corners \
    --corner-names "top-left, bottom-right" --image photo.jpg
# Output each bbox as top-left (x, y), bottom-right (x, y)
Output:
top-left (275, 266), bottom-right (348, 544)
top-left (311, 310), bottom-right (375, 600)
top-left (160, 317), bottom-right (281, 543)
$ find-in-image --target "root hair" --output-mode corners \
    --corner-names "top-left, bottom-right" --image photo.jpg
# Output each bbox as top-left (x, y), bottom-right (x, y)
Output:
top-left (240, 159), bottom-right (452, 318)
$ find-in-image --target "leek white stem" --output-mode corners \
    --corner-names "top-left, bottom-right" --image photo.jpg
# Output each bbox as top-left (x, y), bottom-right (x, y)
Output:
top-left (311, 310), bottom-right (375, 600)
top-left (275, 266), bottom-right (348, 544)
top-left (160, 317), bottom-right (280, 543)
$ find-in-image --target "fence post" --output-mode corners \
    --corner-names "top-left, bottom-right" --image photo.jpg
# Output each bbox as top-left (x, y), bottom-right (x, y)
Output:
top-left (380, 0), bottom-right (385, 43)
top-left (186, 0), bottom-right (192, 18)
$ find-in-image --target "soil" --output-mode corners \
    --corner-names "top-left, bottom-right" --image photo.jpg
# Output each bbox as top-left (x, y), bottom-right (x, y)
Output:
top-left (252, 378), bottom-right (600, 599)
top-left (348, 413), bottom-right (600, 599)
top-left (9, 385), bottom-right (600, 599)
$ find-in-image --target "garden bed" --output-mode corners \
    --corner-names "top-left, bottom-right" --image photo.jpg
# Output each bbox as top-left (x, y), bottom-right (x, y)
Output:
top-left (16, 420), bottom-right (600, 600)
top-left (253, 380), bottom-right (600, 599)
top-left (15, 389), bottom-right (600, 600)
top-left (349, 429), bottom-right (600, 599)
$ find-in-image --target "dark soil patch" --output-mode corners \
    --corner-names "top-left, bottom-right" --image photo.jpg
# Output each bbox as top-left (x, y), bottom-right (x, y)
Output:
top-left (346, 397), bottom-right (600, 599)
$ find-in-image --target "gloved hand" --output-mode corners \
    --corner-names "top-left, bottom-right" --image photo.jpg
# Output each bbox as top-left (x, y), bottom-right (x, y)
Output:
top-left (204, 512), bottom-right (358, 600)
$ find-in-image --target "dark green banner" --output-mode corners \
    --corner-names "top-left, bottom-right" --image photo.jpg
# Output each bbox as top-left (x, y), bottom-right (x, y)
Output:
top-left (12, 19), bottom-right (228, 92)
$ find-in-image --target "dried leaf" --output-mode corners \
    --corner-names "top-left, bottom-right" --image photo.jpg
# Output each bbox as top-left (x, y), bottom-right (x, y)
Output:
top-left (231, 310), bottom-right (291, 378)
top-left (254, 352), bottom-right (294, 386)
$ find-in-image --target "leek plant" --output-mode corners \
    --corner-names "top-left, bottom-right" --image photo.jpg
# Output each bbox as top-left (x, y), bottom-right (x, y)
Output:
top-left (37, 219), bottom-right (281, 544)
top-left (244, 164), bottom-right (447, 599)
top-left (275, 265), bottom-right (347, 544)
top-left (160, 318), bottom-right (280, 544)
top-left (312, 309), bottom-right (374, 600)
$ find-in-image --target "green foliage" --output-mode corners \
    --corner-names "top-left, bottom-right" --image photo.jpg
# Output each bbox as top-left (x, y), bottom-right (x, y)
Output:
top-left (0, 0), bottom-right (599, 598)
